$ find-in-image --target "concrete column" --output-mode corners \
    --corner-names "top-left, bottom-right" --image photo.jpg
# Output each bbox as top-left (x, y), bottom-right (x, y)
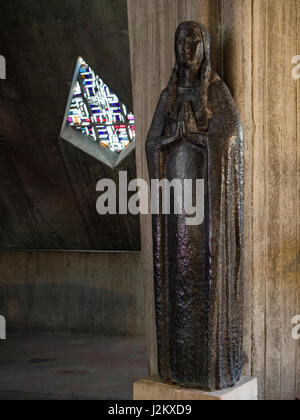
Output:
top-left (249, 0), bottom-right (299, 400)
top-left (297, 0), bottom-right (300, 401)
top-left (127, 0), bottom-right (300, 399)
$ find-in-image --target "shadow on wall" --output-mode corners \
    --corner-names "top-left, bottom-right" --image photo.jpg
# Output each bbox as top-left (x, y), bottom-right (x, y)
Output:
top-left (0, 283), bottom-right (144, 336)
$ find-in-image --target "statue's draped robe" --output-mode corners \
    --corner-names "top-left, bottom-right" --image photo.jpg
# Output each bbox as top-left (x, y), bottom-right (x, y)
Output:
top-left (146, 77), bottom-right (244, 391)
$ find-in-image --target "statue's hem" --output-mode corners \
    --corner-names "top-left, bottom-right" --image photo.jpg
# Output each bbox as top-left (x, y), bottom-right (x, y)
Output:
top-left (133, 376), bottom-right (258, 400)
top-left (159, 375), bottom-right (240, 392)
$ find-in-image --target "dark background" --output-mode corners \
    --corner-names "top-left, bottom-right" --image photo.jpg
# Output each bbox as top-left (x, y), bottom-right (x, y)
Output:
top-left (0, 0), bottom-right (140, 250)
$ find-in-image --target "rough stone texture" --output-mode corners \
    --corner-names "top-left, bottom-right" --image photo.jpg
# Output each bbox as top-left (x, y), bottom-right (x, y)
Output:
top-left (298, 0), bottom-right (300, 401)
top-left (133, 377), bottom-right (258, 401)
top-left (127, 0), bottom-right (300, 400)
top-left (0, 0), bottom-right (140, 251)
top-left (0, 251), bottom-right (144, 336)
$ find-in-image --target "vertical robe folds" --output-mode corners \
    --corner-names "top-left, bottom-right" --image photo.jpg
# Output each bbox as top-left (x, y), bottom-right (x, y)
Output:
top-left (146, 22), bottom-right (244, 391)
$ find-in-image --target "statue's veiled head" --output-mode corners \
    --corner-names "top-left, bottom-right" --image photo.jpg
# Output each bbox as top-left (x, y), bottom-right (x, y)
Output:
top-left (175, 22), bottom-right (204, 70)
top-left (173, 21), bottom-right (211, 79)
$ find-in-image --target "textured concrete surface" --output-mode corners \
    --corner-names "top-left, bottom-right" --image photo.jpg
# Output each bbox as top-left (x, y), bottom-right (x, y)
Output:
top-left (0, 0), bottom-right (140, 251)
top-left (0, 333), bottom-right (147, 400)
top-left (0, 251), bottom-right (145, 336)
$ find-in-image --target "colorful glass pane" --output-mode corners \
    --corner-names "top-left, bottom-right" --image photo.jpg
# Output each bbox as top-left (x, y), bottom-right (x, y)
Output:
top-left (67, 59), bottom-right (135, 153)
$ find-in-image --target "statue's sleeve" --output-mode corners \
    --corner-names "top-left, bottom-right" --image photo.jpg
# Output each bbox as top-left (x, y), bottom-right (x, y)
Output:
top-left (145, 89), bottom-right (170, 379)
top-left (206, 79), bottom-right (244, 386)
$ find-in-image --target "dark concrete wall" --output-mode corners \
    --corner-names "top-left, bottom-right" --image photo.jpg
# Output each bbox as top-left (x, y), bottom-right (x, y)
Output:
top-left (0, 0), bottom-right (140, 250)
top-left (0, 1), bottom-right (144, 336)
top-left (0, 251), bottom-right (145, 336)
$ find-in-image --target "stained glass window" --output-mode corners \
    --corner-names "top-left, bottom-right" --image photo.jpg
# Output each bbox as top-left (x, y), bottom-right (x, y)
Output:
top-left (67, 59), bottom-right (135, 154)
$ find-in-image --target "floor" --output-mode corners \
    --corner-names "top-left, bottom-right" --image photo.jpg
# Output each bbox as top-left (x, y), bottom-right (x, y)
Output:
top-left (0, 333), bottom-right (147, 400)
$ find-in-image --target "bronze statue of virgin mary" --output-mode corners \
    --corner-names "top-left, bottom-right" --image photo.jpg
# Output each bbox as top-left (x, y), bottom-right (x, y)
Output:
top-left (146, 22), bottom-right (244, 391)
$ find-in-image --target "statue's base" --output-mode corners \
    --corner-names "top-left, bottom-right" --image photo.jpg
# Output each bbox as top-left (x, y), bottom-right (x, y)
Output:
top-left (133, 377), bottom-right (258, 401)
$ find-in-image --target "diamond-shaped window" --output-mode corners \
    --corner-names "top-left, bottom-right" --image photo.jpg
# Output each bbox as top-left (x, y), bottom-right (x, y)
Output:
top-left (60, 57), bottom-right (136, 168)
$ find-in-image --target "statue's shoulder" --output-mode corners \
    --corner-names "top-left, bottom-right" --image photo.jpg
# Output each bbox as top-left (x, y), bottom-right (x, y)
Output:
top-left (154, 87), bottom-right (170, 110)
top-left (208, 75), bottom-right (243, 138)
top-left (160, 87), bottom-right (170, 100)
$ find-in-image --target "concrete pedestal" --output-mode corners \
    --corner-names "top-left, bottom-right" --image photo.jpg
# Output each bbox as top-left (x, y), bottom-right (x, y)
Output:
top-left (133, 377), bottom-right (258, 401)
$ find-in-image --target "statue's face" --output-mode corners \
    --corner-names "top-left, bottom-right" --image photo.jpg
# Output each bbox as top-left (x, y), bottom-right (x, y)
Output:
top-left (176, 25), bottom-right (204, 70)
